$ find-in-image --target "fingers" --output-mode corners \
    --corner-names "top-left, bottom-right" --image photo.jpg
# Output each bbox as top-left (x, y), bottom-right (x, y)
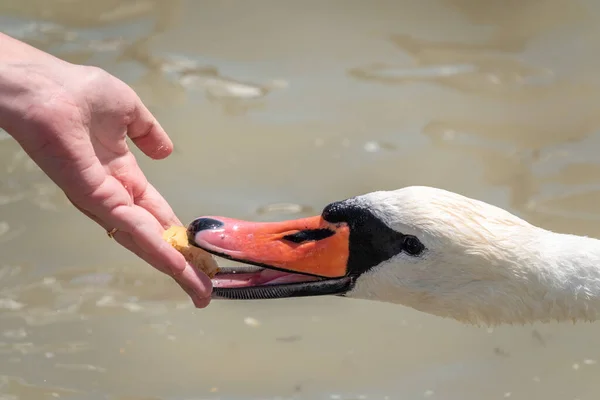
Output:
top-left (112, 230), bottom-right (212, 308)
top-left (109, 204), bottom-right (185, 272)
top-left (126, 97), bottom-right (173, 160)
top-left (135, 182), bottom-right (182, 228)
top-left (103, 155), bottom-right (182, 228)
top-left (108, 204), bottom-right (212, 287)
top-left (69, 194), bottom-right (212, 308)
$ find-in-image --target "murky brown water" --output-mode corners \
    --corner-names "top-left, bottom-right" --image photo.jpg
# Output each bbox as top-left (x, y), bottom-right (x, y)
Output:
top-left (2, 0), bottom-right (600, 398)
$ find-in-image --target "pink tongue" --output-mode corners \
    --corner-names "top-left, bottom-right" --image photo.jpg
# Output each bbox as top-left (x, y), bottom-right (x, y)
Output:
top-left (212, 269), bottom-right (320, 288)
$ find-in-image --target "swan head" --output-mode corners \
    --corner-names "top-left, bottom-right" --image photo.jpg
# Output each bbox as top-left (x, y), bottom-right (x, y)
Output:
top-left (188, 186), bottom-right (555, 325)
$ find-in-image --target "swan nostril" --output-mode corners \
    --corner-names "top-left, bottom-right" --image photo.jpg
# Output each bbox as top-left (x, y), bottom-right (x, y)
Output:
top-left (187, 218), bottom-right (224, 235)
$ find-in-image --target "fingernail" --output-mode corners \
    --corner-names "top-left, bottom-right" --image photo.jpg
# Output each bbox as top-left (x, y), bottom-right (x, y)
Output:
top-left (192, 295), bottom-right (211, 308)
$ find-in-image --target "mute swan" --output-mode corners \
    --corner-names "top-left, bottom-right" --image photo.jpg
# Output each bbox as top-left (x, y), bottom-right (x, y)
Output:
top-left (187, 186), bottom-right (600, 326)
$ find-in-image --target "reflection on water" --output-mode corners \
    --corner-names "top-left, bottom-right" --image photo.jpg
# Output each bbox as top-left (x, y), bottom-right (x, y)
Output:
top-left (348, 39), bottom-right (557, 99)
top-left (2, 0), bottom-right (600, 399)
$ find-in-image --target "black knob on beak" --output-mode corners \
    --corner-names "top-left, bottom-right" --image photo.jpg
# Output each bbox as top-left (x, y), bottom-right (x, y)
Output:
top-left (187, 218), bottom-right (224, 234)
top-left (187, 218), bottom-right (225, 246)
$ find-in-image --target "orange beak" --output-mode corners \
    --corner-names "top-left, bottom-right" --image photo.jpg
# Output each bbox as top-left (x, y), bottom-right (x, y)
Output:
top-left (186, 216), bottom-right (350, 278)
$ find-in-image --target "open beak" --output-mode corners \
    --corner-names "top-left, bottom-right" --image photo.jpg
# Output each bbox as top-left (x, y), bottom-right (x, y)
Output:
top-left (186, 216), bottom-right (355, 299)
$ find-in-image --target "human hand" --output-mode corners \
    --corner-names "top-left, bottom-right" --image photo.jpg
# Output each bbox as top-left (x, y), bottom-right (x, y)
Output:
top-left (0, 41), bottom-right (212, 307)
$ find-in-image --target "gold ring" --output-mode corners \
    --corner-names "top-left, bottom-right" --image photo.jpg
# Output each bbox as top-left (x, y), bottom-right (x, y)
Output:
top-left (107, 228), bottom-right (118, 239)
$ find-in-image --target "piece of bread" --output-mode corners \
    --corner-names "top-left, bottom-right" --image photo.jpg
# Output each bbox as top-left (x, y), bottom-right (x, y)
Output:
top-left (162, 226), bottom-right (220, 278)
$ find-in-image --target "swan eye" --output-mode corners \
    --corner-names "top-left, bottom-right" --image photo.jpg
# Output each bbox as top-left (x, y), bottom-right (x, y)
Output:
top-left (403, 235), bottom-right (424, 256)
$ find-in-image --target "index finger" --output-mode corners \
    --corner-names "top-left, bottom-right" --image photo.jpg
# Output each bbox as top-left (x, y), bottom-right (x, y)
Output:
top-left (136, 182), bottom-right (183, 228)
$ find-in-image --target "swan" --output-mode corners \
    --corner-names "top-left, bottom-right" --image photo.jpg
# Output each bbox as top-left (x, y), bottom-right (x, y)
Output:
top-left (186, 186), bottom-right (600, 326)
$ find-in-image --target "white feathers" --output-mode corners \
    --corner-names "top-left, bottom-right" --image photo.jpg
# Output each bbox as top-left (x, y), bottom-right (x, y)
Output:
top-left (345, 186), bottom-right (600, 326)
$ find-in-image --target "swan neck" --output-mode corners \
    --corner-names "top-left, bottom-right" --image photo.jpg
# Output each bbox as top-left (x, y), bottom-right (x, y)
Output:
top-left (534, 230), bottom-right (600, 322)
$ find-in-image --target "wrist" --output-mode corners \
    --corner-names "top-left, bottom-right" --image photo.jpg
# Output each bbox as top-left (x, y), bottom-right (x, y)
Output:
top-left (0, 33), bottom-right (74, 142)
top-left (0, 63), bottom-right (33, 137)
